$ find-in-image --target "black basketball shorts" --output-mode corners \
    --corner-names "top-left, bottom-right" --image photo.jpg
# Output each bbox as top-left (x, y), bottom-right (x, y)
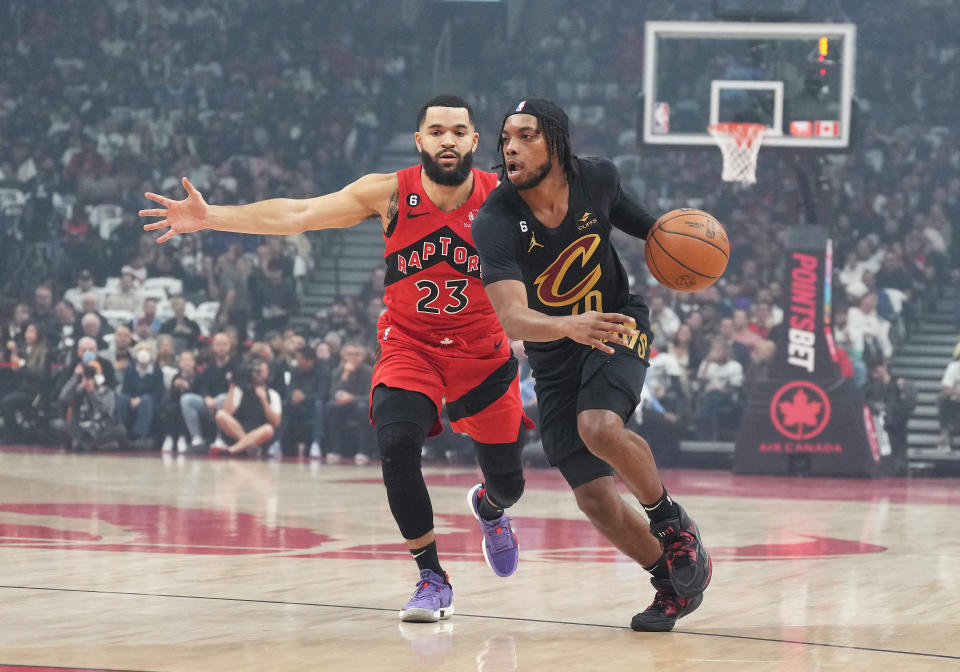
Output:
top-left (528, 295), bottom-right (653, 489)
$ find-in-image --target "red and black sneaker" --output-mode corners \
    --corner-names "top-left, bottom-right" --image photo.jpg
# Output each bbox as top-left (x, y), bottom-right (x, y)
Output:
top-left (650, 502), bottom-right (712, 599)
top-left (631, 578), bottom-right (703, 632)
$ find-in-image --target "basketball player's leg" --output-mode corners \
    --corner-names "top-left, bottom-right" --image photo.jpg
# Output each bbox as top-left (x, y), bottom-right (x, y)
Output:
top-left (541, 392), bottom-right (696, 629)
top-left (473, 429), bottom-right (525, 511)
top-left (372, 384), bottom-right (453, 622)
top-left (446, 354), bottom-right (532, 577)
top-left (373, 386), bottom-right (437, 552)
top-left (576, 350), bottom-right (711, 601)
top-left (553, 396), bottom-right (706, 631)
top-left (536, 360), bottom-right (664, 567)
top-left (558, 451), bottom-right (662, 567)
top-left (468, 424), bottom-right (525, 577)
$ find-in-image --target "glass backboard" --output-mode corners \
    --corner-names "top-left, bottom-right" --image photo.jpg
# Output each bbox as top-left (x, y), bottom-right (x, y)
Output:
top-left (642, 22), bottom-right (856, 149)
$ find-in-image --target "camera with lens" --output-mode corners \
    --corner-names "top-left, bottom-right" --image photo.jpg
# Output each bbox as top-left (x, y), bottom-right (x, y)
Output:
top-left (82, 364), bottom-right (98, 379)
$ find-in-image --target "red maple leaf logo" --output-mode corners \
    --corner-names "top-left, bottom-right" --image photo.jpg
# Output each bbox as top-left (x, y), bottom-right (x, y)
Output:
top-left (778, 389), bottom-right (822, 429)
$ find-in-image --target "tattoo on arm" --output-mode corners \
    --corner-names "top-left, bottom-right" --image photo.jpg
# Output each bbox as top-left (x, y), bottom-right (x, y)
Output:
top-left (386, 190), bottom-right (399, 221)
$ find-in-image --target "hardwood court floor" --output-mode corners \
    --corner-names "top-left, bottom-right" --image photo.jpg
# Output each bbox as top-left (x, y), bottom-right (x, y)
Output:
top-left (0, 446), bottom-right (958, 672)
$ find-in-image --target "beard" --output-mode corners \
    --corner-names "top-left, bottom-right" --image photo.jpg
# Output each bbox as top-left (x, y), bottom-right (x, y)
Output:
top-left (511, 158), bottom-right (553, 190)
top-left (420, 148), bottom-right (474, 186)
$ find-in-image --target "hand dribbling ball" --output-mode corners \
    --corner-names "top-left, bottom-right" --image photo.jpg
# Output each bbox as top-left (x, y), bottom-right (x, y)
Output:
top-left (644, 209), bottom-right (729, 292)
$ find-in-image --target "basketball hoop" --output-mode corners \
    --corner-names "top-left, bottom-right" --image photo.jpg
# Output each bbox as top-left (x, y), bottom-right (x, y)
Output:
top-left (707, 123), bottom-right (767, 185)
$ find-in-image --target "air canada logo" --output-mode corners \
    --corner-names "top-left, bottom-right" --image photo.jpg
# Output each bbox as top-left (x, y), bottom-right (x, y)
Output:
top-left (770, 381), bottom-right (831, 440)
top-left (534, 234), bottom-right (602, 307)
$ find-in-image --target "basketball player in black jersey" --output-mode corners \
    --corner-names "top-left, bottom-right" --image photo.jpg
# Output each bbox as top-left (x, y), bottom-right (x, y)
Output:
top-left (472, 99), bottom-right (711, 632)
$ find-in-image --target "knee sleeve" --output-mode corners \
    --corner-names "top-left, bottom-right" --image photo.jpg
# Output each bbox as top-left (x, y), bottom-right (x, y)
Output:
top-left (474, 430), bottom-right (526, 509)
top-left (378, 421), bottom-right (425, 471)
top-left (378, 421), bottom-right (433, 540)
top-left (483, 469), bottom-right (525, 510)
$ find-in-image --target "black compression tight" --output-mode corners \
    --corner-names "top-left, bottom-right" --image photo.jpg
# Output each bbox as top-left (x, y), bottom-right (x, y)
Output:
top-left (373, 385), bottom-right (526, 539)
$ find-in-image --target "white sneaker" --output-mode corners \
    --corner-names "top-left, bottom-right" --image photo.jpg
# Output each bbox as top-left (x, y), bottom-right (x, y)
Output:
top-left (210, 437), bottom-right (228, 451)
top-left (161, 436), bottom-right (175, 453)
top-left (309, 442), bottom-right (322, 458)
top-left (191, 436), bottom-right (206, 449)
top-left (177, 436), bottom-right (189, 454)
top-left (325, 452), bottom-right (343, 464)
top-left (267, 442), bottom-right (282, 458)
top-left (355, 453), bottom-right (371, 466)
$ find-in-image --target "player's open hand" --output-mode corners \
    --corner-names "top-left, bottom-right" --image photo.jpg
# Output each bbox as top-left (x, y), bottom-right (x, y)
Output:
top-left (563, 311), bottom-right (637, 355)
top-left (139, 177), bottom-right (209, 243)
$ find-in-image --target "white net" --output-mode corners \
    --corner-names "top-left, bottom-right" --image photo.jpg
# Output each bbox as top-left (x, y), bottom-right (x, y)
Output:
top-left (707, 123), bottom-right (767, 185)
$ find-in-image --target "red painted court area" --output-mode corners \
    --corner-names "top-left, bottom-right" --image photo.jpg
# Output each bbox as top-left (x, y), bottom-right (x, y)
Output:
top-left (0, 501), bottom-right (885, 562)
top-left (2, 443), bottom-right (957, 506)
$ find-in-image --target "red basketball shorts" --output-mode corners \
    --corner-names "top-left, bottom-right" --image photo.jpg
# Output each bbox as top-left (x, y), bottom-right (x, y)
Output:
top-left (369, 325), bottom-right (534, 444)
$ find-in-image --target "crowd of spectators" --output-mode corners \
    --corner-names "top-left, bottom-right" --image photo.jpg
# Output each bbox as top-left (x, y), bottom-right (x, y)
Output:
top-left (0, 270), bottom-right (381, 459)
top-left (0, 0), bottom-right (958, 461)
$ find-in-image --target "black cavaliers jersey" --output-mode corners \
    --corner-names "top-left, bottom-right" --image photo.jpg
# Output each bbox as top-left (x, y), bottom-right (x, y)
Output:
top-left (473, 156), bottom-right (657, 355)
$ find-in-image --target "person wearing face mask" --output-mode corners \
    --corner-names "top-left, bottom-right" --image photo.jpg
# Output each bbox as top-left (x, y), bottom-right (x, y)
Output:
top-left (56, 359), bottom-right (126, 451)
top-left (55, 336), bottom-right (117, 401)
top-left (116, 343), bottom-right (164, 450)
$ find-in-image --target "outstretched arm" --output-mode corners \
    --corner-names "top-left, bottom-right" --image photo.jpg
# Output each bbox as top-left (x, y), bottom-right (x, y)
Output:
top-left (483, 279), bottom-right (636, 355)
top-left (140, 173), bottom-right (398, 243)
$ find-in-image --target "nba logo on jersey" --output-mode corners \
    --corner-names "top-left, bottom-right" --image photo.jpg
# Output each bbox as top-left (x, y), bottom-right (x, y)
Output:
top-left (515, 100), bottom-right (527, 112)
top-left (653, 102), bottom-right (670, 134)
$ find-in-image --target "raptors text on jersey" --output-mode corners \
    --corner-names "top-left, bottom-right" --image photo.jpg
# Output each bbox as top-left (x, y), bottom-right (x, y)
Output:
top-left (380, 165), bottom-right (502, 346)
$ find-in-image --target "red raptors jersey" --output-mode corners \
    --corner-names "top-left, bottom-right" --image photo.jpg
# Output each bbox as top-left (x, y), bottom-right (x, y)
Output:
top-left (380, 165), bottom-right (501, 346)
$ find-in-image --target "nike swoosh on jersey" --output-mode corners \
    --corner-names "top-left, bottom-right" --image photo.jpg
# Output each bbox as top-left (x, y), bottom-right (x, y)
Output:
top-left (407, 212), bottom-right (429, 218)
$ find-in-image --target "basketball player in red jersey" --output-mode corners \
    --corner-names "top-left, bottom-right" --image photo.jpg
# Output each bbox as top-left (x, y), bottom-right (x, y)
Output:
top-left (140, 96), bottom-right (533, 623)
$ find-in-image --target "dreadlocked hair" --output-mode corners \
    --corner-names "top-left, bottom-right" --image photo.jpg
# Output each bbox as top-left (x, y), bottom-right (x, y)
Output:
top-left (496, 115), bottom-right (577, 184)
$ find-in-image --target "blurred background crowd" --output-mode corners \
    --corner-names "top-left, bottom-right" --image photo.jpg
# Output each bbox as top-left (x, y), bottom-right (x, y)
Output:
top-left (0, 0), bottom-right (958, 464)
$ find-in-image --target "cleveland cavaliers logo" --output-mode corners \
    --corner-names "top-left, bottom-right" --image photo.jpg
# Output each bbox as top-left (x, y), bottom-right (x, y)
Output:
top-left (534, 234), bottom-right (602, 307)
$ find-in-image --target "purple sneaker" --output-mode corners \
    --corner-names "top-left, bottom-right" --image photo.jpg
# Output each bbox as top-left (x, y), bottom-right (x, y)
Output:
top-left (399, 569), bottom-right (454, 622)
top-left (468, 484), bottom-right (519, 577)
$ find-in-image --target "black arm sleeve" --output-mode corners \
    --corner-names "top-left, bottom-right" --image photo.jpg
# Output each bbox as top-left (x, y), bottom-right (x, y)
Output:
top-left (585, 156), bottom-right (658, 240)
top-left (610, 192), bottom-right (658, 240)
top-left (472, 202), bottom-right (525, 286)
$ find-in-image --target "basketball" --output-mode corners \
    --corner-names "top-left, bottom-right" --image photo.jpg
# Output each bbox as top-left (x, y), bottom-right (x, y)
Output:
top-left (644, 208), bottom-right (729, 292)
